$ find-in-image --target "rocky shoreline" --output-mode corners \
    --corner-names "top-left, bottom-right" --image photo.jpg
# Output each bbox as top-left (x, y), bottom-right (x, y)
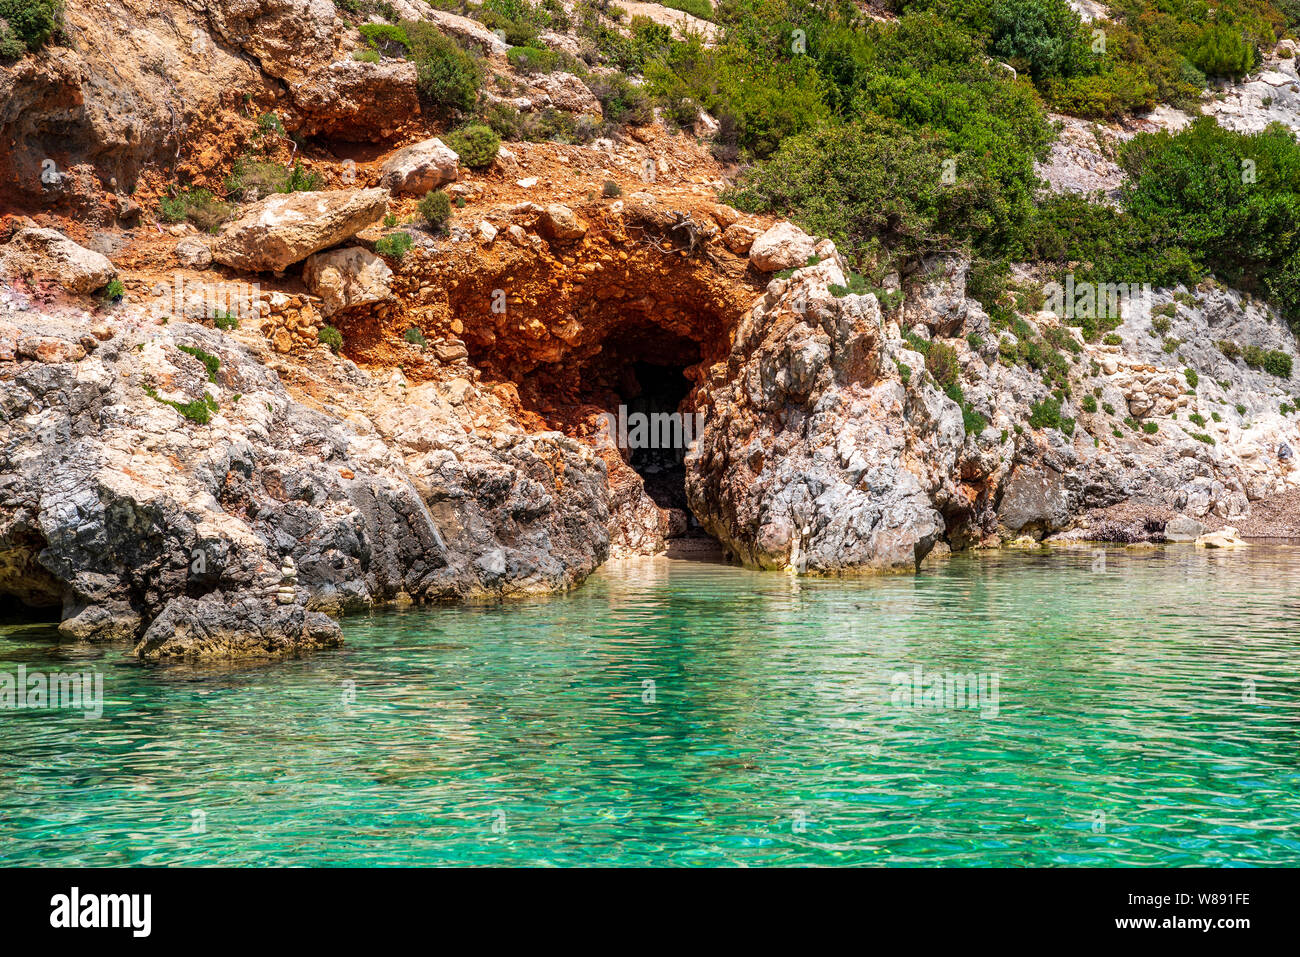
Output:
top-left (2, 0), bottom-right (1299, 662)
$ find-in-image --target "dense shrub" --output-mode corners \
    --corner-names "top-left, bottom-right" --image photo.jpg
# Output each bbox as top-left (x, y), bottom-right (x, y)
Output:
top-left (0, 0), bottom-right (62, 59)
top-left (506, 44), bottom-right (565, 74)
top-left (1118, 118), bottom-right (1300, 326)
top-left (318, 325), bottom-right (343, 353)
top-left (159, 188), bottom-right (232, 233)
top-left (584, 72), bottom-right (654, 125)
top-left (404, 20), bottom-right (483, 114)
top-left (661, 0), bottom-right (713, 19)
top-left (358, 22), bottom-right (410, 56)
top-left (446, 123), bottom-right (501, 168)
top-left (925, 339), bottom-right (960, 387)
top-left (418, 190), bottom-right (452, 229)
top-left (988, 0), bottom-right (1090, 81)
top-left (374, 232), bottom-right (414, 260)
top-left (1187, 23), bottom-right (1258, 78)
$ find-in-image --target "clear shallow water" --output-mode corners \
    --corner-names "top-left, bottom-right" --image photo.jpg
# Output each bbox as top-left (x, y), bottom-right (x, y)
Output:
top-left (3, 546), bottom-right (1300, 867)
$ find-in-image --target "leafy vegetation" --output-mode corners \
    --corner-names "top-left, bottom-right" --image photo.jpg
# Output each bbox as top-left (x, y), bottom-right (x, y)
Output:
top-left (143, 384), bottom-right (218, 425)
top-left (159, 189), bottom-right (232, 233)
top-left (403, 20), bottom-right (484, 114)
top-left (319, 325), bottom-right (343, 353)
top-left (445, 123), bottom-right (501, 168)
top-left (177, 344), bottom-right (220, 383)
top-left (374, 232), bottom-right (414, 260)
top-left (419, 190), bottom-right (452, 229)
top-left (0, 0), bottom-right (62, 59)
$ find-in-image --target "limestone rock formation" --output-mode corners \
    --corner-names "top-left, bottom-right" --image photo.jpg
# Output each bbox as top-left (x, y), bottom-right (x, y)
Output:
top-left (212, 188), bottom-right (390, 273)
top-left (748, 222), bottom-right (817, 272)
top-left (303, 247), bottom-right (394, 317)
top-left (134, 595), bottom-right (343, 661)
top-left (379, 139), bottom-right (461, 196)
top-left (291, 59), bottom-right (421, 141)
top-left (688, 255), bottom-right (963, 572)
top-left (0, 228), bottom-right (116, 294)
top-left (0, 306), bottom-right (610, 658)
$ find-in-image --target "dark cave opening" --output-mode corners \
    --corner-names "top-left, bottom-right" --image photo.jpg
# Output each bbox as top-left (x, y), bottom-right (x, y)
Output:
top-left (622, 359), bottom-right (695, 517)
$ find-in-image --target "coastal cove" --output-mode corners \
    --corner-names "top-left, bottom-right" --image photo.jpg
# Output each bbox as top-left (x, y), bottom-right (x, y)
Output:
top-left (3, 546), bottom-right (1298, 867)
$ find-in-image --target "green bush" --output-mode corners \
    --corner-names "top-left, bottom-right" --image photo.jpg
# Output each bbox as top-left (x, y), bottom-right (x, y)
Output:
top-left (319, 325), bottom-right (343, 353)
top-left (1029, 396), bottom-right (1073, 433)
top-left (988, 0), bottom-right (1091, 82)
top-left (602, 179), bottom-right (622, 198)
top-left (102, 278), bottom-right (124, 303)
top-left (418, 190), bottom-right (452, 229)
top-left (404, 20), bottom-right (483, 114)
top-left (506, 44), bottom-right (565, 74)
top-left (446, 123), bottom-right (500, 168)
top-left (352, 48), bottom-right (381, 63)
top-left (159, 188), bottom-right (232, 233)
top-left (584, 71), bottom-right (654, 126)
top-left (1184, 367), bottom-right (1199, 389)
top-left (177, 344), bottom-right (220, 382)
top-left (404, 326), bottom-right (427, 346)
top-left (358, 22), bottom-right (410, 56)
top-left (1188, 24), bottom-right (1258, 78)
top-left (212, 310), bottom-right (239, 331)
top-left (143, 384), bottom-right (218, 425)
top-left (660, 0), bottom-right (712, 19)
top-left (1081, 394), bottom-right (1098, 413)
top-left (225, 159), bottom-right (319, 197)
top-left (374, 232), bottom-right (414, 260)
top-left (0, 0), bottom-right (62, 59)
top-left (925, 340), bottom-right (960, 388)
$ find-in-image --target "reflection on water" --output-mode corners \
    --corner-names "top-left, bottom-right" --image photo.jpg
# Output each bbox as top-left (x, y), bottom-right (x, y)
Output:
top-left (2, 546), bottom-right (1300, 866)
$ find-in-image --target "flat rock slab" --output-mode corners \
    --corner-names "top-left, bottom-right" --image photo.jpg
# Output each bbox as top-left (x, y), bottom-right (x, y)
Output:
top-left (212, 188), bottom-right (390, 273)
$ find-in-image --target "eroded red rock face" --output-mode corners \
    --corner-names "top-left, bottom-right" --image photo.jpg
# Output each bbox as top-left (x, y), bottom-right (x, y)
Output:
top-left (334, 202), bottom-right (764, 555)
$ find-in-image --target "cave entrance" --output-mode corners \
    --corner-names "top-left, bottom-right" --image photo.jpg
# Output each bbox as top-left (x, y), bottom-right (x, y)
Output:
top-left (623, 360), bottom-right (694, 517)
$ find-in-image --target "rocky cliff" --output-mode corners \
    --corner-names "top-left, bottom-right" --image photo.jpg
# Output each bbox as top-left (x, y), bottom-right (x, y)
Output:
top-left (2, 0), bottom-right (1298, 660)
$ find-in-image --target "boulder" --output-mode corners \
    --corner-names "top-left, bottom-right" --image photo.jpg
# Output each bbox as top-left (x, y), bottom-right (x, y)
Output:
top-left (174, 236), bottom-right (212, 269)
top-left (378, 138), bottom-right (460, 195)
top-left (531, 72), bottom-right (603, 115)
top-left (722, 223), bottom-right (759, 255)
top-left (748, 221), bottom-right (816, 272)
top-left (211, 188), bottom-right (389, 273)
top-left (538, 204), bottom-right (587, 242)
top-left (303, 246), bottom-right (394, 317)
top-left (0, 227), bottom-right (116, 294)
top-left (997, 465), bottom-right (1070, 539)
top-left (1163, 515), bottom-right (1205, 543)
top-left (133, 595), bottom-right (343, 661)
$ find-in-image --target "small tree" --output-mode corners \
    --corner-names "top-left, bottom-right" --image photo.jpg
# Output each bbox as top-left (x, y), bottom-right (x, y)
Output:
top-left (419, 190), bottom-right (451, 230)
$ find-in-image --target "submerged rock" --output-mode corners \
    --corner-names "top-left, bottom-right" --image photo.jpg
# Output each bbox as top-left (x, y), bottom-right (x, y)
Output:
top-left (134, 595), bottom-right (343, 661)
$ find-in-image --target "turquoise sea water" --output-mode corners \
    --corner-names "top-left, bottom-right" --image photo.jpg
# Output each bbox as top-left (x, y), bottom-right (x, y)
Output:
top-left (2, 546), bottom-right (1299, 866)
